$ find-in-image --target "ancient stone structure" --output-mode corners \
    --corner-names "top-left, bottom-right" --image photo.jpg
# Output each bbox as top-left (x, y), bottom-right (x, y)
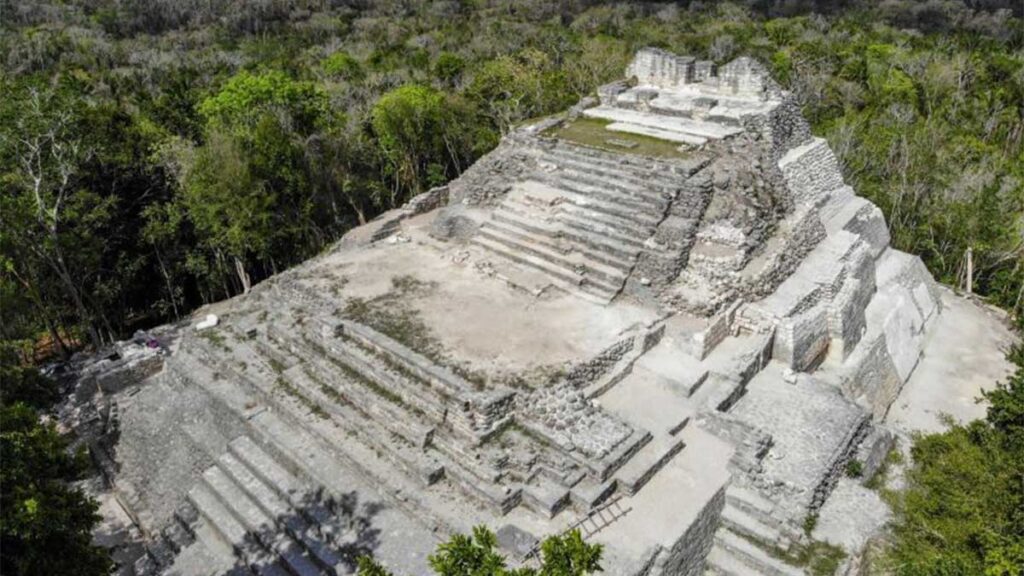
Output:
top-left (76, 49), bottom-right (1009, 576)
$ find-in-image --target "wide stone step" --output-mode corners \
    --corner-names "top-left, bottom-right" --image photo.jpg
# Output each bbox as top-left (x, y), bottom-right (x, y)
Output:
top-left (585, 106), bottom-right (743, 140)
top-left (713, 530), bottom-right (803, 576)
top-left (550, 155), bottom-right (681, 194)
top-left (218, 452), bottom-right (292, 522)
top-left (312, 337), bottom-right (449, 427)
top-left (725, 486), bottom-right (782, 529)
top-left (479, 218), bottom-right (630, 274)
top-left (284, 363), bottom-right (435, 449)
top-left (201, 466), bottom-right (278, 537)
top-left (187, 483), bottom-right (268, 565)
top-left (612, 434), bottom-right (685, 496)
top-left (607, 121), bottom-right (708, 146)
top-left (478, 224), bottom-right (628, 285)
top-left (721, 504), bottom-right (789, 549)
top-left (472, 235), bottom-right (619, 300)
top-left (705, 544), bottom-right (763, 576)
top-left (568, 478), bottom-right (617, 510)
top-left (488, 210), bottom-right (636, 271)
top-left (229, 437), bottom-right (312, 511)
top-left (269, 341), bottom-right (447, 486)
top-left (495, 204), bottom-right (643, 260)
top-left (205, 446), bottom-right (337, 569)
top-left (545, 160), bottom-right (678, 200)
top-left (522, 479), bottom-right (572, 519)
top-left (556, 203), bottom-right (655, 240)
top-left (217, 453), bottom-right (345, 573)
top-left (543, 171), bottom-right (670, 215)
top-left (524, 179), bottom-right (663, 226)
top-left (544, 145), bottom-right (681, 186)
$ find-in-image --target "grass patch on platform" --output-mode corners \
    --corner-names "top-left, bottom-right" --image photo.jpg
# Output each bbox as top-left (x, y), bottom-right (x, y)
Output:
top-left (342, 274), bottom-right (491, 389)
top-left (198, 329), bottom-right (231, 351)
top-left (735, 528), bottom-right (847, 576)
top-left (343, 275), bottom-right (443, 358)
top-left (275, 377), bottom-right (328, 419)
top-left (542, 117), bottom-right (689, 159)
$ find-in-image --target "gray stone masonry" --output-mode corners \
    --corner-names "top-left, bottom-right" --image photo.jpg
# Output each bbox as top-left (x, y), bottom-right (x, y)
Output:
top-left (72, 48), bottom-right (1013, 576)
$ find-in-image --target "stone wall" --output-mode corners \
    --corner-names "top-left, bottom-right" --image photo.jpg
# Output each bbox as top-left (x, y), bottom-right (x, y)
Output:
top-left (778, 137), bottom-right (845, 207)
top-left (773, 303), bottom-right (830, 371)
top-left (837, 331), bottom-right (904, 420)
top-left (444, 137), bottom-right (536, 206)
top-left (627, 48), bottom-right (696, 88)
top-left (743, 204), bottom-right (827, 302)
top-left (647, 485), bottom-right (728, 576)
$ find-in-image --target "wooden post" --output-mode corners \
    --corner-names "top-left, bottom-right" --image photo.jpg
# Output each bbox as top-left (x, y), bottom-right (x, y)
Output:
top-left (966, 247), bottom-right (973, 295)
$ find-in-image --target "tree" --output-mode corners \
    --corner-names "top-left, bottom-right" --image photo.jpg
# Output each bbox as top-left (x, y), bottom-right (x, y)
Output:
top-left (0, 403), bottom-right (112, 576)
top-left (1, 84), bottom-right (102, 350)
top-left (180, 129), bottom-right (269, 294)
top-left (0, 342), bottom-right (58, 409)
top-left (371, 85), bottom-right (451, 201)
top-left (198, 70), bottom-right (329, 138)
top-left (356, 527), bottom-right (603, 576)
top-left (434, 52), bottom-right (467, 87)
top-left (178, 70), bottom-right (332, 294)
top-left (322, 52), bottom-right (365, 82)
top-left (883, 342), bottom-right (1024, 575)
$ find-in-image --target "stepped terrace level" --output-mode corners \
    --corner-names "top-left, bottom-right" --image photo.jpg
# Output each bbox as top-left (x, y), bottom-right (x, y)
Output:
top-left (80, 49), bottom-right (1019, 576)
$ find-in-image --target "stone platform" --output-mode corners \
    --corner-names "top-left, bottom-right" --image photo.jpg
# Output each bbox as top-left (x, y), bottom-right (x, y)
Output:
top-left (82, 48), bottom-right (1016, 576)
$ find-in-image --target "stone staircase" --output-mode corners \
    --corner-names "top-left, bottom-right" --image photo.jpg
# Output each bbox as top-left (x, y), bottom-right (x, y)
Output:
top-left (704, 487), bottom-right (805, 576)
top-left (186, 435), bottom-right (352, 576)
top-left (156, 336), bottom-right (444, 575)
top-left (472, 144), bottom-right (685, 302)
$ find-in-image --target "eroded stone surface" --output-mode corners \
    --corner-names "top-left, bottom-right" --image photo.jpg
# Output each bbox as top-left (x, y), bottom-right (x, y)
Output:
top-left (66, 49), bottom-right (1016, 576)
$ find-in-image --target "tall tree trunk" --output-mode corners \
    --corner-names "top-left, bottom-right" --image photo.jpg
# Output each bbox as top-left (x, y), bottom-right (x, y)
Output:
top-left (234, 256), bottom-right (251, 294)
top-left (49, 245), bottom-right (101, 351)
top-left (154, 248), bottom-right (180, 319)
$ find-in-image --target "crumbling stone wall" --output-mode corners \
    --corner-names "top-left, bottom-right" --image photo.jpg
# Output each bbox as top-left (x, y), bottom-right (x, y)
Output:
top-left (779, 137), bottom-right (845, 207)
top-left (648, 485), bottom-right (727, 576)
top-left (627, 48), bottom-right (696, 88)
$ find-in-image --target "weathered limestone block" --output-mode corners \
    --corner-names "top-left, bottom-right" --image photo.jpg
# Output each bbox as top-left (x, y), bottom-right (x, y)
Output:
top-left (773, 303), bottom-right (830, 371)
top-left (93, 349), bottom-right (165, 394)
top-left (827, 276), bottom-right (871, 362)
top-left (877, 250), bottom-right (943, 323)
top-left (853, 425), bottom-right (895, 484)
top-left (825, 197), bottom-right (891, 258)
top-left (717, 57), bottom-right (775, 97)
top-left (597, 80), bottom-right (630, 105)
top-left (693, 60), bottom-right (717, 82)
top-left (837, 330), bottom-right (904, 420)
top-left (879, 286), bottom-right (926, 382)
top-left (742, 204), bottom-right (828, 303)
top-left (778, 137), bottom-right (845, 207)
top-left (669, 171), bottom-right (714, 219)
top-left (648, 485), bottom-right (727, 576)
top-left (680, 300), bottom-right (742, 360)
top-left (627, 48), bottom-right (695, 88)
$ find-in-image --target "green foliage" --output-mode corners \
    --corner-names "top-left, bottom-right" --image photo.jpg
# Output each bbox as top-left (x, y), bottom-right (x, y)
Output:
top-left (882, 347), bottom-right (1024, 575)
top-left (845, 459), bottom-right (863, 478)
top-left (0, 403), bottom-right (112, 575)
top-left (199, 70), bottom-right (329, 136)
top-left (429, 526), bottom-right (509, 575)
top-left (434, 52), bottom-right (467, 85)
top-left (982, 343), bottom-right (1024, 452)
top-left (536, 529), bottom-right (603, 576)
top-left (322, 52), bottom-right (365, 82)
top-left (371, 85), bottom-right (452, 195)
top-left (357, 527), bottom-right (603, 576)
top-left (0, 342), bottom-right (58, 409)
